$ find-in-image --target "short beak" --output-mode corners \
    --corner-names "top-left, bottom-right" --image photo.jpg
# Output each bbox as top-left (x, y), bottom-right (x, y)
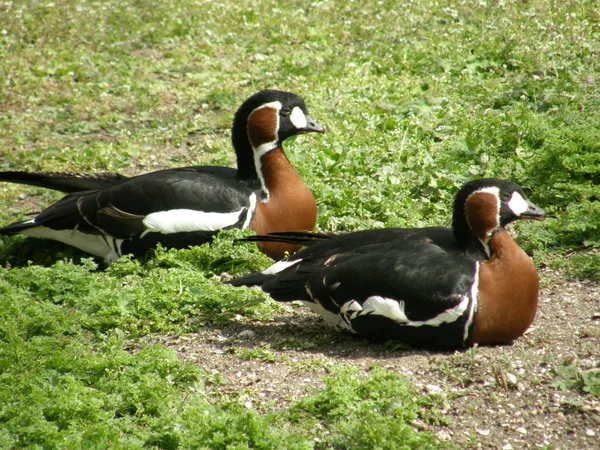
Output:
top-left (300, 115), bottom-right (325, 134)
top-left (522, 200), bottom-right (546, 221)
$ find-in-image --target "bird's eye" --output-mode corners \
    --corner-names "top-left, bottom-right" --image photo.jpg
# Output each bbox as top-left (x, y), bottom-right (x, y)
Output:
top-left (280, 107), bottom-right (292, 116)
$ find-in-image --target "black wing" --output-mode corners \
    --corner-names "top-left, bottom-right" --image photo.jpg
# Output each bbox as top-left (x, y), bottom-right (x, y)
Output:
top-left (233, 227), bottom-right (478, 320)
top-left (30, 169), bottom-right (253, 237)
top-left (0, 166), bottom-right (237, 193)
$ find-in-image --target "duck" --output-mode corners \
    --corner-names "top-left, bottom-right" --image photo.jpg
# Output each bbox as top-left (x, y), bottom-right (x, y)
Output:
top-left (229, 178), bottom-right (546, 350)
top-left (0, 90), bottom-right (324, 263)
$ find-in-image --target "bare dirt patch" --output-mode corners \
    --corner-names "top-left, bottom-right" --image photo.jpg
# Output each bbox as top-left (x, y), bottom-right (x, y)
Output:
top-left (154, 268), bottom-right (600, 449)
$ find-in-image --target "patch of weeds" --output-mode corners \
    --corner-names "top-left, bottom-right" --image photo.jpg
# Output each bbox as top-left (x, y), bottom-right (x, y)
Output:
top-left (273, 336), bottom-right (323, 351)
top-left (552, 362), bottom-right (600, 398)
top-left (438, 346), bottom-right (486, 388)
top-left (288, 365), bottom-right (451, 449)
top-left (227, 346), bottom-right (281, 363)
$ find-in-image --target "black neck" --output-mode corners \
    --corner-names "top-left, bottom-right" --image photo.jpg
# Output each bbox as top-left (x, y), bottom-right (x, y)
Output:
top-left (452, 207), bottom-right (491, 260)
top-left (231, 117), bottom-right (259, 181)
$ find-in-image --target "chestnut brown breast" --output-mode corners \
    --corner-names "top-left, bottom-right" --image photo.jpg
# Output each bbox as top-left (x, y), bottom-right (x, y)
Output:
top-left (250, 149), bottom-right (317, 260)
top-left (471, 230), bottom-right (539, 345)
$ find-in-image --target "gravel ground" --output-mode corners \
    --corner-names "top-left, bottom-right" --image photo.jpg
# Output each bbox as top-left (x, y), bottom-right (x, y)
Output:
top-left (155, 268), bottom-right (600, 449)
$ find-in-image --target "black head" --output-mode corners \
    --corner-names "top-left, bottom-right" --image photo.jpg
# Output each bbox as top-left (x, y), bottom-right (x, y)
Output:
top-left (231, 90), bottom-right (324, 180)
top-left (452, 178), bottom-right (545, 253)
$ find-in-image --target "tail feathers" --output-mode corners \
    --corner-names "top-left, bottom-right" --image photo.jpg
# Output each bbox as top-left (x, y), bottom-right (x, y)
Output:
top-left (227, 272), bottom-right (271, 287)
top-left (239, 231), bottom-right (335, 247)
top-left (0, 219), bottom-right (38, 235)
top-left (228, 273), bottom-right (311, 302)
top-left (0, 171), bottom-right (128, 193)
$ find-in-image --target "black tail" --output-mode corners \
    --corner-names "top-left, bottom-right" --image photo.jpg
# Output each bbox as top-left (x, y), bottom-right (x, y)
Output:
top-left (238, 231), bottom-right (335, 247)
top-left (0, 171), bottom-right (128, 193)
top-left (0, 219), bottom-right (38, 235)
top-left (227, 272), bottom-right (271, 287)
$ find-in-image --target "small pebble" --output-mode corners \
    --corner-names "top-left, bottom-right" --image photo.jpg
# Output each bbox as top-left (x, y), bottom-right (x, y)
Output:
top-left (238, 330), bottom-right (256, 339)
top-left (437, 430), bottom-right (451, 440)
top-left (586, 429), bottom-right (596, 436)
top-left (476, 428), bottom-right (490, 436)
top-left (516, 427), bottom-right (527, 434)
top-left (425, 384), bottom-right (443, 395)
top-left (506, 373), bottom-right (518, 385)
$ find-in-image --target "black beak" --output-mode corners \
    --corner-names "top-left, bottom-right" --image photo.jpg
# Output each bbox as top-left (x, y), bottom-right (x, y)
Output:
top-left (521, 199), bottom-right (546, 221)
top-left (299, 115), bottom-right (325, 134)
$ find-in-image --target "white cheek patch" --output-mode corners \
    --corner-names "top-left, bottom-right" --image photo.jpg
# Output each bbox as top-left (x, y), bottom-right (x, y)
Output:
top-left (507, 191), bottom-right (529, 217)
top-left (143, 208), bottom-right (245, 234)
top-left (289, 106), bottom-right (308, 129)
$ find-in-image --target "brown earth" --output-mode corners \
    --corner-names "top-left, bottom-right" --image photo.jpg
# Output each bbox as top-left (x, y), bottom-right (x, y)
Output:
top-left (153, 268), bottom-right (600, 449)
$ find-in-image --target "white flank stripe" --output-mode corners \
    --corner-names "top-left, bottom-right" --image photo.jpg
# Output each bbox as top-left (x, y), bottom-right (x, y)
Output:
top-left (463, 263), bottom-right (480, 343)
top-left (261, 258), bottom-right (301, 275)
top-left (301, 301), bottom-right (343, 328)
top-left (346, 292), bottom-right (472, 328)
top-left (143, 208), bottom-right (244, 234)
top-left (340, 300), bottom-right (363, 321)
top-left (289, 106), bottom-right (308, 129)
top-left (361, 296), bottom-right (410, 322)
top-left (22, 227), bottom-right (121, 263)
top-left (242, 193), bottom-right (257, 229)
top-left (417, 294), bottom-right (470, 327)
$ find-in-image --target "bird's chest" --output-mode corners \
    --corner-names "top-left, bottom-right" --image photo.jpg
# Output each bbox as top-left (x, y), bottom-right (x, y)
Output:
top-left (471, 234), bottom-right (540, 345)
top-left (249, 151), bottom-right (316, 260)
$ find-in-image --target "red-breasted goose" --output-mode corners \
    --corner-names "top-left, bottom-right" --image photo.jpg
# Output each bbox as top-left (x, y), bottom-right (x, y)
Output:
top-left (0, 90), bottom-right (324, 263)
top-left (230, 179), bottom-right (546, 349)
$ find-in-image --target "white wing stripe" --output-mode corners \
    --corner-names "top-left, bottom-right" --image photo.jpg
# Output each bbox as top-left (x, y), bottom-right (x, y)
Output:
top-left (143, 208), bottom-right (245, 234)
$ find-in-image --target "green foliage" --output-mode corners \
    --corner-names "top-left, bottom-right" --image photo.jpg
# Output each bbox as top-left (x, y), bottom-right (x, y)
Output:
top-left (0, 282), bottom-right (444, 448)
top-left (290, 366), bottom-right (447, 449)
top-left (1, 232), bottom-right (278, 337)
top-left (552, 363), bottom-right (600, 398)
top-left (0, 0), bottom-right (599, 447)
top-left (0, 233), bottom-right (445, 447)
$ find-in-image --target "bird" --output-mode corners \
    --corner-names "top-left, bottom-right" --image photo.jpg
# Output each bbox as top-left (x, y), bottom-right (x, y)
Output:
top-left (229, 178), bottom-right (546, 350)
top-left (0, 90), bottom-right (324, 263)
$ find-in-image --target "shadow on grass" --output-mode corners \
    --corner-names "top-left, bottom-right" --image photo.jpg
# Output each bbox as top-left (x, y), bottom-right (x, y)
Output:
top-left (0, 236), bottom-right (104, 268)
top-left (189, 314), bottom-right (460, 360)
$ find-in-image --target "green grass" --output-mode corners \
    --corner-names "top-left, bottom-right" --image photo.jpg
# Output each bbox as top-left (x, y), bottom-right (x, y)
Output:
top-left (1, 0), bottom-right (599, 447)
top-left (0, 235), bottom-right (449, 448)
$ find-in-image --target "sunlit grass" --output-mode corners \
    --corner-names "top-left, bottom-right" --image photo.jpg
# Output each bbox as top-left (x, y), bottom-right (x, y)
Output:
top-left (0, 0), bottom-right (598, 446)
